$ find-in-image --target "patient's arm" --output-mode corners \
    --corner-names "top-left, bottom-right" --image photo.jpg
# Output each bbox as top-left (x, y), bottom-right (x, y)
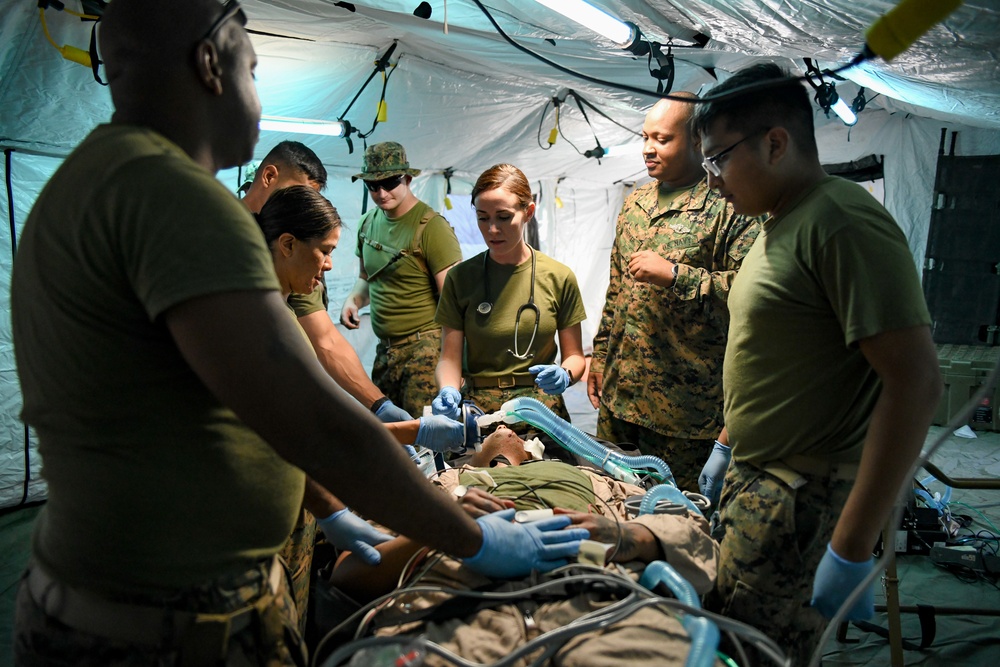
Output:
top-left (327, 487), bottom-right (515, 603)
top-left (555, 509), bottom-right (663, 564)
top-left (329, 537), bottom-right (425, 603)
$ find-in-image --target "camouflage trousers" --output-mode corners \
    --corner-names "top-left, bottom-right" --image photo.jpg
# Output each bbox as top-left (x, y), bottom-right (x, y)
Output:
top-left (277, 508), bottom-right (317, 638)
top-left (704, 460), bottom-right (854, 666)
top-left (372, 329), bottom-right (441, 418)
top-left (14, 557), bottom-right (306, 667)
top-left (596, 404), bottom-right (712, 493)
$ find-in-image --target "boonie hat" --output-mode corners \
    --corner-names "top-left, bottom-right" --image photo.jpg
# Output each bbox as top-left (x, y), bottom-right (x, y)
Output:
top-left (352, 141), bottom-right (422, 182)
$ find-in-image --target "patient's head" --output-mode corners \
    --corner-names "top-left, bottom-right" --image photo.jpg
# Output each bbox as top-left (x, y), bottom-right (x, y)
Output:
top-left (470, 425), bottom-right (531, 467)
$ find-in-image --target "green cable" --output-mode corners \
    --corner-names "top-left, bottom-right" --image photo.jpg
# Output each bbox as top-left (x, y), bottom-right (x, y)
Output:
top-left (949, 501), bottom-right (1000, 535)
top-left (717, 652), bottom-right (740, 667)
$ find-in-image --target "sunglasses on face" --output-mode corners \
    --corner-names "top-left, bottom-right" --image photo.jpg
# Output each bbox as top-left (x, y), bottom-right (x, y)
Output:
top-left (364, 175), bottom-right (404, 193)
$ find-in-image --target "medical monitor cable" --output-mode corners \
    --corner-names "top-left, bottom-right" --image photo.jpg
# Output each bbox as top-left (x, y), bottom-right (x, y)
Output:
top-left (319, 569), bottom-right (790, 667)
top-left (806, 353), bottom-right (1000, 667)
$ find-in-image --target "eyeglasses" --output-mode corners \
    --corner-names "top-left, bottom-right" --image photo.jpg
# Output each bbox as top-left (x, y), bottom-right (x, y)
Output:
top-left (364, 175), bottom-right (404, 193)
top-left (202, 0), bottom-right (246, 43)
top-left (701, 128), bottom-right (770, 178)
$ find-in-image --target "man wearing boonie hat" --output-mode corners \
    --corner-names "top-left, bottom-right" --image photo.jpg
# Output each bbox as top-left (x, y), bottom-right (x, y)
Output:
top-left (340, 141), bottom-right (461, 417)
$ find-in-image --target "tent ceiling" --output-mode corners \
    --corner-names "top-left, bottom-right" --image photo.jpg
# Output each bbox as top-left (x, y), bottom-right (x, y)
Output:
top-left (0, 1), bottom-right (997, 185)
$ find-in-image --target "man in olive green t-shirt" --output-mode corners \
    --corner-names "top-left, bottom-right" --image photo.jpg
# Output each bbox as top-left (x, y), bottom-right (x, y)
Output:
top-left (10, 3), bottom-right (585, 663)
top-left (340, 141), bottom-right (462, 417)
top-left (692, 64), bottom-right (941, 665)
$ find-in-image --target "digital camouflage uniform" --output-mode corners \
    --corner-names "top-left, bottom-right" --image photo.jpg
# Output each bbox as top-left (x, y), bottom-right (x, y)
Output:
top-left (15, 557), bottom-right (306, 667)
top-left (704, 461), bottom-right (854, 667)
top-left (591, 178), bottom-right (759, 492)
top-left (278, 508), bottom-right (317, 638)
top-left (371, 329), bottom-right (443, 416)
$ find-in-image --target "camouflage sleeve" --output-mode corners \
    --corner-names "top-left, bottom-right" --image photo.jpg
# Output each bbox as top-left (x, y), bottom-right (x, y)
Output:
top-left (672, 211), bottom-right (761, 304)
top-left (590, 208), bottom-right (626, 374)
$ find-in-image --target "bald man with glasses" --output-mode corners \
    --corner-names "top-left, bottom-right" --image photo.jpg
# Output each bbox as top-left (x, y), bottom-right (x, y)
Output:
top-left (340, 141), bottom-right (462, 418)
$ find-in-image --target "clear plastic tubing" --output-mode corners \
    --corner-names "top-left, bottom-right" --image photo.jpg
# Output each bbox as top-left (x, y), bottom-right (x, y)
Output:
top-left (496, 397), bottom-right (677, 487)
top-left (639, 561), bottom-right (720, 667)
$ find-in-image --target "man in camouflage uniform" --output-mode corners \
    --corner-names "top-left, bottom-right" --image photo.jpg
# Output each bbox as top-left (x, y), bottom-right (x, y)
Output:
top-left (693, 64), bottom-right (941, 664)
top-left (340, 142), bottom-right (462, 417)
top-left (588, 93), bottom-right (760, 493)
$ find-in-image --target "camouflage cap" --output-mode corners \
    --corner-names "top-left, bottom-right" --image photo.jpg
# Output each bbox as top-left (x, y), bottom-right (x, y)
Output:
top-left (351, 141), bottom-right (422, 182)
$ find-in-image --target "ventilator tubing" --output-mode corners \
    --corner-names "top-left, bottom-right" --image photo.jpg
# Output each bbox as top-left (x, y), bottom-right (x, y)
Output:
top-left (496, 397), bottom-right (676, 486)
top-left (639, 561), bottom-right (720, 667)
top-left (639, 483), bottom-right (703, 516)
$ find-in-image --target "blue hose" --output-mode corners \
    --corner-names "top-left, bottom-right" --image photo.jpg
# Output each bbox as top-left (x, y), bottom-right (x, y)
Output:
top-left (639, 561), bottom-right (720, 667)
top-left (639, 483), bottom-right (703, 516)
top-left (499, 397), bottom-right (676, 487)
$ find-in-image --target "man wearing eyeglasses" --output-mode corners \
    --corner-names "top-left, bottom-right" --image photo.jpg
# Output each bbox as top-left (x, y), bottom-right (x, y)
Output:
top-left (340, 141), bottom-right (462, 418)
top-left (588, 93), bottom-right (760, 494)
top-left (11, 1), bottom-right (585, 664)
top-left (692, 64), bottom-right (941, 664)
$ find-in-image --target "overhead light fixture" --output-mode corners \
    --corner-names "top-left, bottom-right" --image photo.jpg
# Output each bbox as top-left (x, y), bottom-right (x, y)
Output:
top-left (532, 0), bottom-right (636, 47)
top-left (814, 82), bottom-right (857, 126)
top-left (258, 116), bottom-right (350, 137)
top-left (804, 60), bottom-right (858, 127)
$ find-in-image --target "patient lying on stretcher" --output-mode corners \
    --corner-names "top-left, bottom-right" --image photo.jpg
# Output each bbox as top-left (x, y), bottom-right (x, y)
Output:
top-left (316, 426), bottom-right (722, 667)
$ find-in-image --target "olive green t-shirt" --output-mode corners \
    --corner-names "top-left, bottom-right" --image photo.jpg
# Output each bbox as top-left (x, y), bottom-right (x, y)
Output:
top-left (459, 460), bottom-right (596, 512)
top-left (435, 250), bottom-right (586, 377)
top-left (356, 201), bottom-right (461, 339)
top-left (724, 176), bottom-right (931, 464)
top-left (288, 284), bottom-right (326, 318)
top-left (11, 125), bottom-right (305, 595)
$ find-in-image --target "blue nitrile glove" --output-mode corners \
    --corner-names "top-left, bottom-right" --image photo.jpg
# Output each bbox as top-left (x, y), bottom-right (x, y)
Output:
top-left (402, 444), bottom-right (418, 460)
top-left (698, 441), bottom-right (732, 507)
top-left (414, 414), bottom-right (465, 453)
top-left (316, 508), bottom-right (393, 566)
top-left (811, 542), bottom-right (875, 620)
top-left (528, 364), bottom-right (572, 395)
top-left (431, 386), bottom-right (462, 420)
top-left (462, 508), bottom-right (590, 578)
top-left (374, 398), bottom-right (413, 424)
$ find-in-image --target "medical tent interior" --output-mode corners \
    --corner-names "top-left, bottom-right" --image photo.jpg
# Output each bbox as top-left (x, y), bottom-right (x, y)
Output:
top-left (2, 0), bottom-right (1000, 664)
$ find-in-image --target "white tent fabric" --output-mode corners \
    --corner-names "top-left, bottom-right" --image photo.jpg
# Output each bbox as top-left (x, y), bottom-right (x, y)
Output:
top-left (1, 0), bottom-right (999, 508)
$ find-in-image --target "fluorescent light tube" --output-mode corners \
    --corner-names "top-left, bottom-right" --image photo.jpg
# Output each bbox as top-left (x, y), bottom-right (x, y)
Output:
top-left (259, 116), bottom-right (347, 137)
top-left (830, 97), bottom-right (858, 126)
top-left (533, 0), bottom-right (635, 46)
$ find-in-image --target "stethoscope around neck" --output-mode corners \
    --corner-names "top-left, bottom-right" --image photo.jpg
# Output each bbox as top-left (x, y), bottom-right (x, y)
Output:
top-left (477, 246), bottom-right (539, 360)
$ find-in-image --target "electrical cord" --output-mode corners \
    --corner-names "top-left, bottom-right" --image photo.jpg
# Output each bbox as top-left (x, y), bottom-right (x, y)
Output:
top-left (536, 98), bottom-right (557, 150)
top-left (469, 0), bottom-right (869, 105)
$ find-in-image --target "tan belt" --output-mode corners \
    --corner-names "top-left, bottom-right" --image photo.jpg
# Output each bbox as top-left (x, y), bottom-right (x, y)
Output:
top-left (467, 373), bottom-right (536, 389)
top-left (759, 454), bottom-right (859, 490)
top-left (379, 328), bottom-right (439, 348)
top-left (26, 557), bottom-right (283, 657)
